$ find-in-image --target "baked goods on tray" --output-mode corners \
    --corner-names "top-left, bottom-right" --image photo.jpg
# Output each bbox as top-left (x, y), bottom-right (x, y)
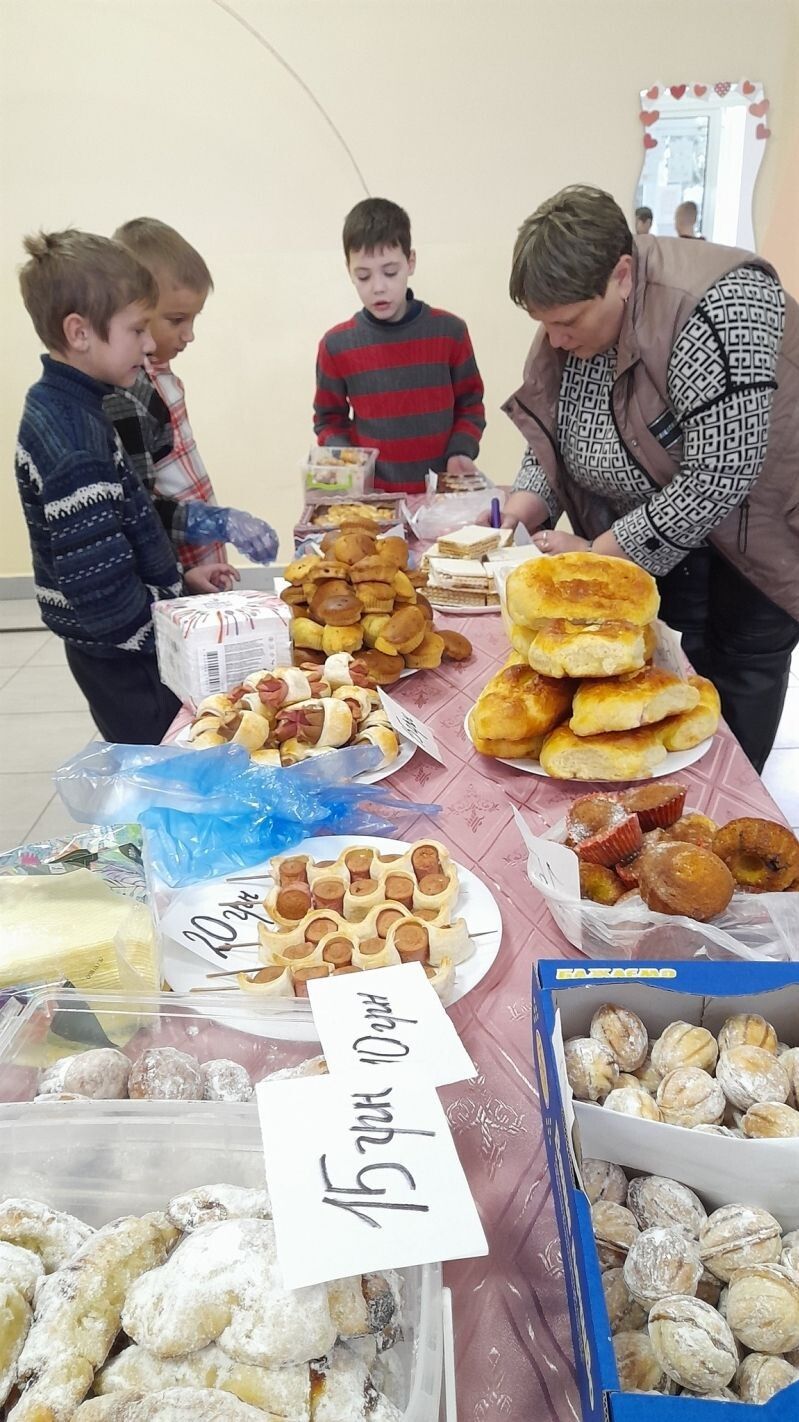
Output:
top-left (225, 839), bottom-right (475, 1004)
top-left (283, 536), bottom-right (472, 676)
top-left (421, 525), bottom-right (510, 608)
top-left (0, 1189), bottom-right (406, 1419)
top-left (561, 789), bottom-right (799, 921)
top-left (469, 553), bottom-right (720, 777)
top-left (184, 665), bottom-right (401, 772)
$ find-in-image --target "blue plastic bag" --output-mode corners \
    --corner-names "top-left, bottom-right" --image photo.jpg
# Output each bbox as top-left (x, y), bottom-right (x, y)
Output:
top-left (54, 742), bottom-right (439, 887)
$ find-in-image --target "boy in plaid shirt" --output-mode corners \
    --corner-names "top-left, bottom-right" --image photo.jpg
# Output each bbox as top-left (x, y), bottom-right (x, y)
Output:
top-left (107, 219), bottom-right (277, 568)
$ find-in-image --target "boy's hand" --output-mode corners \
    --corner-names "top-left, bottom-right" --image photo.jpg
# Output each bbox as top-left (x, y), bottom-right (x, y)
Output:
top-left (184, 562), bottom-right (241, 595)
top-left (446, 454), bottom-right (477, 477)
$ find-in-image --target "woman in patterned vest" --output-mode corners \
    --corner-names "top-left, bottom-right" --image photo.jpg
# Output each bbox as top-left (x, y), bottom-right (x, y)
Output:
top-left (499, 185), bottom-right (799, 773)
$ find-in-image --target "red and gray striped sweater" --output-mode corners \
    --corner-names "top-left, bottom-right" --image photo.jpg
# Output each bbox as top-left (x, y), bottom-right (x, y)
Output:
top-left (313, 295), bottom-right (486, 491)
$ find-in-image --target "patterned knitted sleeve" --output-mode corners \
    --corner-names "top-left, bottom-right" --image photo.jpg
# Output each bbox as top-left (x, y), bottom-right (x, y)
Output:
top-left (511, 446), bottom-right (562, 524)
top-left (44, 449), bottom-right (180, 653)
top-left (313, 336), bottom-right (353, 445)
top-left (612, 266), bottom-right (784, 574)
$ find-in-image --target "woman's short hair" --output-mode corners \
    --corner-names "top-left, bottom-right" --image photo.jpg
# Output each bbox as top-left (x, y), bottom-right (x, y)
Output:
top-left (510, 185), bottom-right (633, 310)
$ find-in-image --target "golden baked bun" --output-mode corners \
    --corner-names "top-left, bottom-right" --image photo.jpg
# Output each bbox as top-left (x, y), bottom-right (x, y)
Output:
top-left (377, 536), bottom-right (410, 569)
top-left (509, 623), bottom-right (535, 658)
top-left (507, 552), bottom-right (660, 629)
top-left (539, 722), bottom-right (669, 780)
top-left (358, 648), bottom-right (404, 685)
top-left (658, 676), bottom-right (720, 751)
top-left (331, 531), bottom-right (376, 564)
top-left (290, 617), bottom-right (324, 651)
top-left (527, 620), bottom-right (651, 680)
top-left (404, 631), bottom-right (446, 668)
top-left (570, 666), bottom-right (701, 737)
top-left (321, 623), bottom-right (363, 655)
top-left (471, 664), bottom-right (574, 741)
top-left (375, 606), bottom-right (427, 655)
top-left (467, 707), bottom-right (544, 760)
top-left (638, 841), bottom-right (735, 921)
top-left (361, 613), bottom-right (391, 647)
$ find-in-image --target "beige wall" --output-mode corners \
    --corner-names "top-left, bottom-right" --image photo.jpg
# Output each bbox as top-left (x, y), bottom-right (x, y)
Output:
top-left (1, 0), bottom-right (797, 576)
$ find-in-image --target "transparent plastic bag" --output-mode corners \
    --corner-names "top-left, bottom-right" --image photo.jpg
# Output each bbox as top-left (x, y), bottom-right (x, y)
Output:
top-left (410, 489), bottom-right (503, 541)
top-left (526, 819), bottom-right (799, 963)
top-left (54, 742), bottom-right (439, 888)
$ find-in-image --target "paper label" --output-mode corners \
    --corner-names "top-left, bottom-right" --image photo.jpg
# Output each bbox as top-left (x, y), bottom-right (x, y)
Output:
top-left (158, 865), bottom-right (274, 967)
top-left (306, 961), bottom-right (476, 1086)
top-left (513, 522), bottom-right (534, 546)
top-left (256, 1072), bottom-right (488, 1287)
top-left (378, 690), bottom-right (445, 764)
top-left (512, 807), bottom-right (581, 899)
top-left (652, 619), bottom-right (688, 678)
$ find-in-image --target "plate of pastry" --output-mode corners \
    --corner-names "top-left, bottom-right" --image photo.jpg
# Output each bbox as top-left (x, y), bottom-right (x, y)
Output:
top-left (422, 525), bottom-right (508, 614)
top-left (160, 835), bottom-right (503, 1038)
top-left (466, 551), bottom-right (719, 780)
top-left (175, 662), bottom-right (416, 784)
top-left (280, 533), bottom-right (474, 681)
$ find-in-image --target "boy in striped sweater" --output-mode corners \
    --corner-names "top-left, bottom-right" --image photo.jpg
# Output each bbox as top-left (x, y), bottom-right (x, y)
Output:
top-left (314, 198), bottom-right (486, 492)
top-left (15, 230), bottom-right (235, 744)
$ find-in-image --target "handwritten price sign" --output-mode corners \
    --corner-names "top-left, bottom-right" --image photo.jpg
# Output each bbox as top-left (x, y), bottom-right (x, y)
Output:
top-left (378, 691), bottom-right (445, 764)
top-left (158, 867), bottom-right (274, 967)
top-left (512, 806), bottom-right (581, 899)
top-left (257, 1072), bottom-right (487, 1287)
top-left (307, 961), bottom-right (476, 1085)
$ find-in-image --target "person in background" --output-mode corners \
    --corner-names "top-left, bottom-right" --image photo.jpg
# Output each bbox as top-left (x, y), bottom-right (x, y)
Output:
top-left (675, 200), bottom-right (704, 238)
top-left (635, 206), bottom-right (653, 235)
top-left (314, 198), bottom-right (485, 493)
top-left (15, 230), bottom-right (237, 744)
top-left (497, 185), bottom-right (799, 773)
top-left (110, 218), bottom-right (278, 567)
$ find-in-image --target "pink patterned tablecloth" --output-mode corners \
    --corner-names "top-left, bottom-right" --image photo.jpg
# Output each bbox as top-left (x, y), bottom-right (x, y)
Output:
top-left (164, 609), bottom-right (786, 1421)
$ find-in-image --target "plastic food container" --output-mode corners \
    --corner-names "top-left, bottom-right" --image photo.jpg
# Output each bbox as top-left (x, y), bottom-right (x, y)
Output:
top-left (0, 1102), bottom-right (444, 1421)
top-left (302, 446), bottom-right (378, 496)
top-left (0, 987), bottom-right (327, 1102)
top-left (294, 493), bottom-right (409, 546)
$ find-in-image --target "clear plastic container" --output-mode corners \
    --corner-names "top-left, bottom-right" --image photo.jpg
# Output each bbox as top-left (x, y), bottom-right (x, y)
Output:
top-left (0, 1102), bottom-right (443, 1420)
top-left (0, 987), bottom-right (326, 1102)
top-left (302, 445), bottom-right (378, 497)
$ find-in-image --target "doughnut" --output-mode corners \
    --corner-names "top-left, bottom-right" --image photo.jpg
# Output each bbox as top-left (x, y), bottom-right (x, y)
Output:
top-left (712, 817), bottom-right (799, 892)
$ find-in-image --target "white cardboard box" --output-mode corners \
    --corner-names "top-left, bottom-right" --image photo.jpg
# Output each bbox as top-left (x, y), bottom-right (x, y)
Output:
top-left (153, 590), bottom-right (292, 706)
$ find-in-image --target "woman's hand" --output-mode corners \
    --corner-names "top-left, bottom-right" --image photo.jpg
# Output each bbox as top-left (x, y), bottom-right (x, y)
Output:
top-left (531, 531), bottom-right (592, 556)
top-left (476, 490), bottom-right (549, 529)
top-left (184, 562), bottom-right (241, 595)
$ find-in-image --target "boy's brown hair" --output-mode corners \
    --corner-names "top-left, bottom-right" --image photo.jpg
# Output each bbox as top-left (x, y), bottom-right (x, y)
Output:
top-left (342, 198), bottom-right (412, 261)
top-left (509, 185), bottom-right (633, 310)
top-left (19, 230), bottom-right (158, 354)
top-left (113, 217), bottom-right (213, 293)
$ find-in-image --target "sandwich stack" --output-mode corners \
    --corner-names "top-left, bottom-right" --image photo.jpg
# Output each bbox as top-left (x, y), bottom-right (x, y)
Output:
top-left (424, 524), bottom-right (511, 608)
top-left (468, 552), bottom-right (720, 780)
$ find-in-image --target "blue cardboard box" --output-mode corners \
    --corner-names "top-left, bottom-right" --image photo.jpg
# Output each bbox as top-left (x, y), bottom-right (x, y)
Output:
top-left (532, 960), bottom-right (799, 1421)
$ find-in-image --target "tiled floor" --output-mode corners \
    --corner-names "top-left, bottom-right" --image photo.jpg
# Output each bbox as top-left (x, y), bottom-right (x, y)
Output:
top-left (0, 604), bottom-right (797, 852)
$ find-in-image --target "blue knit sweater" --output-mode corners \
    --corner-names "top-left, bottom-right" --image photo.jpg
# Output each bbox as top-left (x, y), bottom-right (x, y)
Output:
top-left (15, 357), bottom-right (183, 657)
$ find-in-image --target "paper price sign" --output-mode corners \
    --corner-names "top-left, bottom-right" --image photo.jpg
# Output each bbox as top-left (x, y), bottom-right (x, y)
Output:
top-left (512, 807), bottom-right (580, 899)
top-left (158, 865), bottom-right (274, 967)
top-left (257, 1072), bottom-right (488, 1288)
top-left (307, 961), bottom-right (476, 1086)
top-left (378, 691), bottom-right (445, 764)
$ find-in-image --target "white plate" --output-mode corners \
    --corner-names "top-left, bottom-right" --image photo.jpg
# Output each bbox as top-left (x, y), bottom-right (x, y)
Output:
top-left (173, 725), bottom-right (416, 785)
top-left (427, 599), bottom-right (501, 617)
top-left (463, 712), bottom-right (713, 782)
top-left (160, 834), bottom-right (503, 1040)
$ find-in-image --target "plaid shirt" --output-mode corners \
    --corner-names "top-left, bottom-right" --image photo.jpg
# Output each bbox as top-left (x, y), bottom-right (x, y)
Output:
top-left (104, 373), bottom-right (189, 551)
top-left (146, 357), bottom-right (225, 568)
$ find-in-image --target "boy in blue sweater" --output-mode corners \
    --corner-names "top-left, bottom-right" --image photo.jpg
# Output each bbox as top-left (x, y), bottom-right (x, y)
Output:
top-left (15, 229), bottom-right (235, 744)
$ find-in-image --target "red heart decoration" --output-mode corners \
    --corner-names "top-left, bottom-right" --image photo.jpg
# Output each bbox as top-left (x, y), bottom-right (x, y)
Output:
top-left (646, 85), bottom-right (659, 100)
top-left (643, 133), bottom-right (658, 150)
top-left (742, 80), bottom-right (756, 95)
top-left (756, 123), bottom-right (771, 140)
top-left (693, 84), bottom-right (707, 97)
top-left (749, 98), bottom-right (769, 117)
top-left (714, 81), bottom-right (731, 96)
top-left (670, 85), bottom-right (686, 99)
top-left (639, 110), bottom-right (660, 126)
